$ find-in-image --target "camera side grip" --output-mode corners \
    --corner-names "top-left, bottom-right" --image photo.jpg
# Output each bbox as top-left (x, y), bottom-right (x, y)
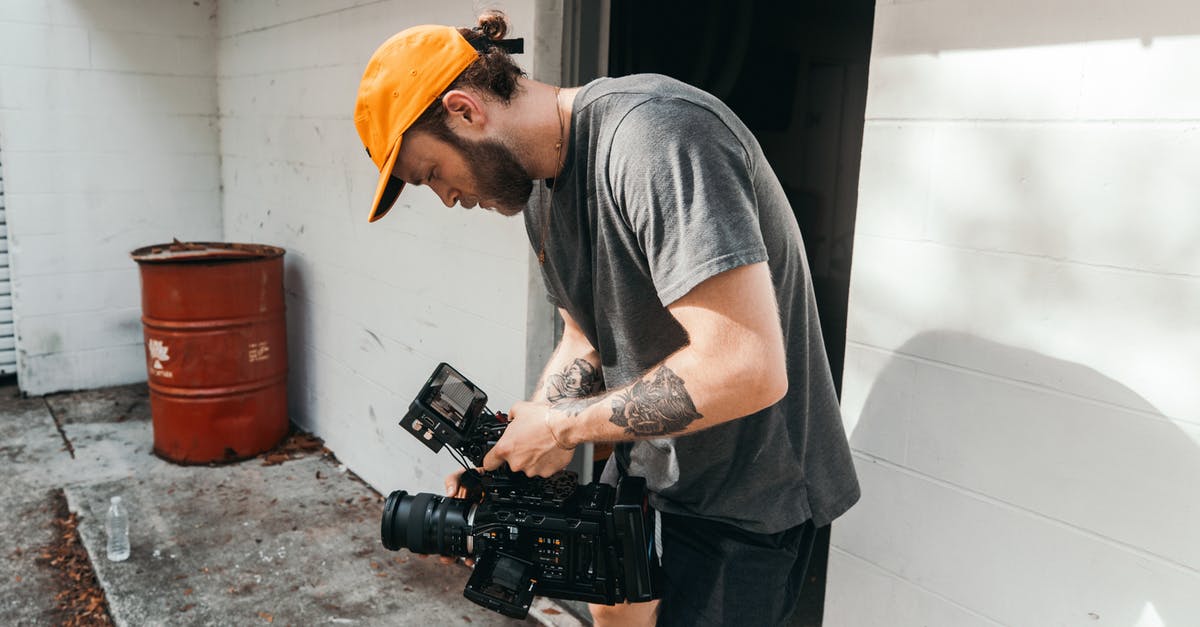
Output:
top-left (613, 476), bottom-right (658, 602)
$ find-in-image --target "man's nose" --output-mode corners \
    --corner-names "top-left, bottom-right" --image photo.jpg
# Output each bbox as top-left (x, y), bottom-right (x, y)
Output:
top-left (429, 182), bottom-right (455, 208)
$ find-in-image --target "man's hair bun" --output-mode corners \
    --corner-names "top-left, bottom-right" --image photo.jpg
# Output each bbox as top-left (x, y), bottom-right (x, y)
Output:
top-left (476, 10), bottom-right (508, 41)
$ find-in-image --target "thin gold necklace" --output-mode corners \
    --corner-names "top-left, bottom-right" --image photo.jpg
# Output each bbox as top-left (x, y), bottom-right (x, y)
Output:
top-left (539, 87), bottom-right (566, 265)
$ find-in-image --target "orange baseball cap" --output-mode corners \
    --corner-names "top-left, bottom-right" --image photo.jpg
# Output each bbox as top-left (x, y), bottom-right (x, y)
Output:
top-left (354, 25), bottom-right (479, 222)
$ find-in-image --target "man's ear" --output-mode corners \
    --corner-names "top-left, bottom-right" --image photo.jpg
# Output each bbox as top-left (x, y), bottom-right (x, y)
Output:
top-left (441, 89), bottom-right (487, 134)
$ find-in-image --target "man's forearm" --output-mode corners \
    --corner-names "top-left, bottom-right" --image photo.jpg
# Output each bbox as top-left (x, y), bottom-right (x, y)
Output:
top-left (546, 357), bottom-right (603, 401)
top-left (549, 341), bottom-right (785, 447)
top-left (530, 332), bottom-right (603, 403)
top-left (549, 263), bottom-right (788, 448)
top-left (549, 363), bottom-right (702, 444)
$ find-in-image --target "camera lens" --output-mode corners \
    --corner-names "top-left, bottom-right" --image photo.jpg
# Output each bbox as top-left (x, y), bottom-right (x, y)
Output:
top-left (381, 490), bottom-right (474, 557)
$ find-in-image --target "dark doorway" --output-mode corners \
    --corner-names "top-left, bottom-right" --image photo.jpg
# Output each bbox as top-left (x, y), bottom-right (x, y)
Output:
top-left (606, 1), bottom-right (876, 624)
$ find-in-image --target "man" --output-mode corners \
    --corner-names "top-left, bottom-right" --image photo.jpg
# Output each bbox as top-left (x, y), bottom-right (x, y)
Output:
top-left (354, 12), bottom-right (859, 627)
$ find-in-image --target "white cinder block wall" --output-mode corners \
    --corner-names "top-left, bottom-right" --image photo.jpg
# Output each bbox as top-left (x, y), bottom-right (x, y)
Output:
top-left (216, 1), bottom-right (548, 495)
top-left (0, 1), bottom-right (222, 394)
top-left (828, 1), bottom-right (1200, 625)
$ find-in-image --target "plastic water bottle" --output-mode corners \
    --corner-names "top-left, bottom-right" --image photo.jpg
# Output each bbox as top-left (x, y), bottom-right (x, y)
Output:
top-left (106, 496), bottom-right (130, 562)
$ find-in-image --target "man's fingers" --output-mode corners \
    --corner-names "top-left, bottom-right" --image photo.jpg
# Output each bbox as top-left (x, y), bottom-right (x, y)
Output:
top-left (444, 468), bottom-right (466, 496)
top-left (481, 449), bottom-right (503, 472)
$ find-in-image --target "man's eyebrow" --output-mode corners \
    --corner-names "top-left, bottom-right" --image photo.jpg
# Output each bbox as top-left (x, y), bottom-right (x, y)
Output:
top-left (394, 162), bottom-right (423, 186)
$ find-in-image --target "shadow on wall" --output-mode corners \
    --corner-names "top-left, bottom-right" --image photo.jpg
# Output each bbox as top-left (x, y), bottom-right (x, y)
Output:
top-left (282, 257), bottom-right (312, 429)
top-left (840, 331), bottom-right (1200, 625)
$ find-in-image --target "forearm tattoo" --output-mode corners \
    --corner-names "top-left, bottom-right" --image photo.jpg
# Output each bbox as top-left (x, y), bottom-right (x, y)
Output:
top-left (609, 366), bottom-right (703, 436)
top-left (546, 358), bottom-right (604, 402)
top-left (552, 395), bottom-right (607, 417)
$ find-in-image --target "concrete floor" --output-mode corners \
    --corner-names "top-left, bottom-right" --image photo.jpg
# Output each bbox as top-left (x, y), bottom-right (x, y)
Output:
top-left (0, 381), bottom-right (583, 626)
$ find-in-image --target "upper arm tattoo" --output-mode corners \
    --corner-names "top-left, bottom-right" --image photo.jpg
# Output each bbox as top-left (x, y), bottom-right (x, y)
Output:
top-left (609, 366), bottom-right (703, 436)
top-left (546, 358), bottom-right (604, 402)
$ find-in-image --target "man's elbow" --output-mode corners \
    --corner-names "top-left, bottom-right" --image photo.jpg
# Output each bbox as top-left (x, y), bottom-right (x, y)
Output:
top-left (739, 348), bottom-right (788, 414)
top-left (756, 363), bottom-right (789, 411)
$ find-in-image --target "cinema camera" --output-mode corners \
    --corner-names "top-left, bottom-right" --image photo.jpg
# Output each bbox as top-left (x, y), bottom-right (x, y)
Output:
top-left (381, 363), bottom-right (661, 619)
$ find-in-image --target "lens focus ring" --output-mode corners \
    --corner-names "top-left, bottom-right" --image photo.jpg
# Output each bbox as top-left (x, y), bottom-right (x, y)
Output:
top-left (381, 490), bottom-right (473, 558)
top-left (407, 493), bottom-right (435, 553)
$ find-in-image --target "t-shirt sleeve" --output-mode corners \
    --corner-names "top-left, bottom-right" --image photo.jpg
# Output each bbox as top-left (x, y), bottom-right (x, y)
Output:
top-left (607, 98), bottom-right (768, 305)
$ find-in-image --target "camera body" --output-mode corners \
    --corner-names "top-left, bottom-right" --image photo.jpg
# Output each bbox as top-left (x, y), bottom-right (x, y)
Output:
top-left (381, 363), bottom-right (661, 619)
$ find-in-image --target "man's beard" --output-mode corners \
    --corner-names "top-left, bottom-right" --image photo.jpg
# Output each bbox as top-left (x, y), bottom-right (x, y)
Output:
top-left (446, 134), bottom-right (534, 216)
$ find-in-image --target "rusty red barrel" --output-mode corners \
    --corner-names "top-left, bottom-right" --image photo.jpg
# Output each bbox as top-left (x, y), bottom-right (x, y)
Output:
top-left (131, 241), bottom-right (288, 464)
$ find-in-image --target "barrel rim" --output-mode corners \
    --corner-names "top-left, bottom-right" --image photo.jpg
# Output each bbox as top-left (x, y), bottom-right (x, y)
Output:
top-left (130, 241), bottom-right (285, 264)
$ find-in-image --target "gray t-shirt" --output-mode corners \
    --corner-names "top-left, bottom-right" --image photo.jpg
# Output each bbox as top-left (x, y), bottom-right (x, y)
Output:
top-left (525, 74), bottom-right (859, 532)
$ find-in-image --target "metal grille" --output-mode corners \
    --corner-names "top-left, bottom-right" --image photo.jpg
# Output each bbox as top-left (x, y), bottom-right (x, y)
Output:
top-left (0, 148), bottom-right (14, 375)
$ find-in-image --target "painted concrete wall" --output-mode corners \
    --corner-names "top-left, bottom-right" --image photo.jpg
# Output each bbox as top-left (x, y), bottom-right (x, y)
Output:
top-left (828, 1), bottom-right (1200, 625)
top-left (216, 1), bottom-right (548, 496)
top-left (0, 1), bottom-right (222, 394)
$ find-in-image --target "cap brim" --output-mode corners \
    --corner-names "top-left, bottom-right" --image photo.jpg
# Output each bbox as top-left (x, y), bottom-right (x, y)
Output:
top-left (368, 135), bottom-right (405, 223)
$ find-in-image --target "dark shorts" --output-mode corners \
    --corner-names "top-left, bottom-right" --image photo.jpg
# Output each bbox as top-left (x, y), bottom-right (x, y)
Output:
top-left (656, 511), bottom-right (817, 627)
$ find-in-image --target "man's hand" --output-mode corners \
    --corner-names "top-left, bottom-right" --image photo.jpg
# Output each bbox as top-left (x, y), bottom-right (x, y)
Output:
top-left (436, 468), bottom-right (474, 566)
top-left (444, 467), bottom-right (470, 499)
top-left (481, 400), bottom-right (575, 476)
